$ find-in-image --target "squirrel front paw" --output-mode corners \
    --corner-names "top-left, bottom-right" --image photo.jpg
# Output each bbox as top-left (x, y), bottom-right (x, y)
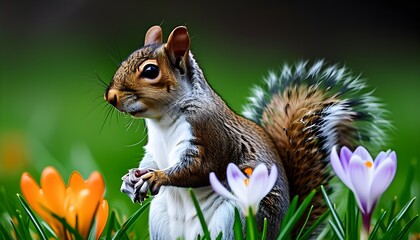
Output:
top-left (141, 169), bottom-right (170, 196)
top-left (121, 168), bottom-right (150, 203)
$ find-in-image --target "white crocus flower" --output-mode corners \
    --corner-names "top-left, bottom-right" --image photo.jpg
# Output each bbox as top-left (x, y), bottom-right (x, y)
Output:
top-left (209, 163), bottom-right (278, 216)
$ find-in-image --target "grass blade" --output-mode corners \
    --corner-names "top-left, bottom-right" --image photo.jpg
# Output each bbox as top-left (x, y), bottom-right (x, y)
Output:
top-left (379, 217), bottom-right (387, 233)
top-left (261, 218), bottom-right (267, 240)
top-left (396, 215), bottom-right (419, 240)
top-left (345, 191), bottom-right (358, 240)
top-left (321, 185), bottom-right (344, 238)
top-left (105, 210), bottom-right (117, 239)
top-left (328, 219), bottom-right (344, 240)
top-left (10, 220), bottom-right (23, 239)
top-left (112, 212), bottom-right (129, 240)
top-left (280, 195), bottom-right (299, 231)
top-left (112, 200), bottom-right (150, 240)
top-left (41, 221), bottom-right (56, 237)
top-left (298, 208), bottom-right (330, 240)
top-left (189, 188), bottom-right (211, 240)
top-left (387, 195), bottom-right (398, 226)
top-left (394, 197), bottom-right (416, 222)
top-left (49, 211), bottom-right (84, 240)
top-left (234, 208), bottom-right (244, 240)
top-left (14, 210), bottom-right (32, 239)
top-left (16, 194), bottom-right (49, 240)
top-left (0, 222), bottom-right (14, 240)
top-left (369, 210), bottom-right (387, 240)
top-left (277, 190), bottom-right (316, 240)
top-left (295, 205), bottom-right (313, 240)
top-left (87, 202), bottom-right (101, 240)
top-left (386, 197), bottom-right (416, 233)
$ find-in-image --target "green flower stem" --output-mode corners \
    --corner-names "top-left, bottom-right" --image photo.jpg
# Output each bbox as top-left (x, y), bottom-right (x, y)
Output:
top-left (246, 207), bottom-right (257, 240)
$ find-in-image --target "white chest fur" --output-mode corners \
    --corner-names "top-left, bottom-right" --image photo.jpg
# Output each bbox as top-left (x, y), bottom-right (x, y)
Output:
top-left (149, 186), bottom-right (235, 239)
top-left (143, 116), bottom-right (236, 239)
top-left (145, 115), bottom-right (194, 169)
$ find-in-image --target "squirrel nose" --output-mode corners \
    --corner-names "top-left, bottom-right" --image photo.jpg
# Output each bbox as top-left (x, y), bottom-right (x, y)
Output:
top-left (105, 88), bottom-right (119, 107)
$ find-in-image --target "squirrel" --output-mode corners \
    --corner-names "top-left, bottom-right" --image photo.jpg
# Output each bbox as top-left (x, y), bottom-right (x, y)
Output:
top-left (104, 25), bottom-right (388, 239)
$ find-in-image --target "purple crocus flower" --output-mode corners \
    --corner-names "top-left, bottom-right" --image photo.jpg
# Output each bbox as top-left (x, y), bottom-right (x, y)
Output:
top-left (209, 163), bottom-right (277, 215)
top-left (330, 145), bottom-right (397, 232)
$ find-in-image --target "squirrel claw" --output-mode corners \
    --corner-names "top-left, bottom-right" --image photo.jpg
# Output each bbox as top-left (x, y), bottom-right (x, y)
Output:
top-left (141, 169), bottom-right (168, 196)
top-left (121, 168), bottom-right (150, 203)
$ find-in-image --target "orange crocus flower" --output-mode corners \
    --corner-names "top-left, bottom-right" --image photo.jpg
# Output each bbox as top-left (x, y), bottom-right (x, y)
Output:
top-left (20, 166), bottom-right (108, 239)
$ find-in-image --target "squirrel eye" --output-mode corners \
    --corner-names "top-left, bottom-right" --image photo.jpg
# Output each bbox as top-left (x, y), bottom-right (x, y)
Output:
top-left (141, 64), bottom-right (160, 79)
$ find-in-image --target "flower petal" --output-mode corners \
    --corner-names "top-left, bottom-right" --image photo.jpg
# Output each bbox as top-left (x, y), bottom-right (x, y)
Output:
top-left (95, 200), bottom-right (109, 240)
top-left (339, 146), bottom-right (353, 172)
top-left (86, 171), bottom-right (106, 200)
top-left (75, 189), bottom-right (100, 238)
top-left (226, 163), bottom-right (247, 201)
top-left (247, 164), bottom-right (269, 211)
top-left (21, 171), bottom-right (63, 237)
top-left (369, 155), bottom-right (396, 213)
top-left (71, 172), bottom-right (105, 239)
top-left (349, 155), bottom-right (370, 214)
top-left (373, 151), bottom-right (386, 166)
top-left (68, 171), bottom-right (85, 194)
top-left (267, 165), bottom-right (278, 194)
top-left (40, 167), bottom-right (66, 217)
top-left (353, 146), bottom-right (373, 162)
top-left (209, 172), bottom-right (238, 202)
top-left (20, 172), bottom-right (43, 214)
top-left (64, 205), bottom-right (77, 234)
top-left (330, 146), bottom-right (352, 188)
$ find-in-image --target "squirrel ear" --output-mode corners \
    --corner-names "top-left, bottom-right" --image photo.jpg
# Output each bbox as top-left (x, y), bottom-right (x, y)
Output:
top-left (144, 25), bottom-right (163, 46)
top-left (165, 26), bottom-right (190, 71)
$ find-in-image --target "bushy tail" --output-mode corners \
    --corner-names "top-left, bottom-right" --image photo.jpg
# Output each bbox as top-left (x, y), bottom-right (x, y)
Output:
top-left (242, 60), bottom-right (390, 230)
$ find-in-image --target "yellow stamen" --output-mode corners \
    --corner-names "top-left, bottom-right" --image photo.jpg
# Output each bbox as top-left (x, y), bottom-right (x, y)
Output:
top-left (243, 167), bottom-right (253, 187)
top-left (244, 167), bottom-right (253, 177)
top-left (364, 161), bottom-right (373, 168)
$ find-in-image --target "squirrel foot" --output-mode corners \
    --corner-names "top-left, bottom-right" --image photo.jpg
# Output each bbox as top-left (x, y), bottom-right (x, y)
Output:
top-left (141, 169), bottom-right (170, 195)
top-left (141, 168), bottom-right (169, 195)
top-left (121, 168), bottom-right (150, 203)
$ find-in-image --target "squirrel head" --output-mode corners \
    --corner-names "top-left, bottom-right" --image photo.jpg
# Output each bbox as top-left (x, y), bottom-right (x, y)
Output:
top-left (104, 25), bottom-right (191, 119)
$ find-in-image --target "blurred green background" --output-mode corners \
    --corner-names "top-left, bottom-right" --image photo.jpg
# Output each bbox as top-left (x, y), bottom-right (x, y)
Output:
top-left (1, 0), bottom-right (419, 235)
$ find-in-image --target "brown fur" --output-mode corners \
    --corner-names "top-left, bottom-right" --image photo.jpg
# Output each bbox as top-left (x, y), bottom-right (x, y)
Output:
top-left (261, 85), bottom-right (355, 230)
top-left (105, 26), bottom-right (350, 239)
